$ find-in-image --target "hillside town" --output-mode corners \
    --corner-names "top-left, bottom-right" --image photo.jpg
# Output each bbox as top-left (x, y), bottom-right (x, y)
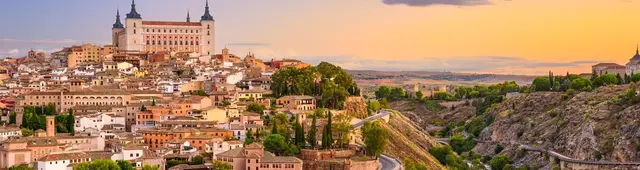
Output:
top-left (0, 1), bottom-right (394, 170)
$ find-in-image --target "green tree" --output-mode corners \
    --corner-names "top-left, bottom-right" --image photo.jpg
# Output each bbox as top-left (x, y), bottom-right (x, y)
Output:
top-left (617, 73), bottom-right (623, 85)
top-left (416, 90), bottom-right (424, 100)
top-left (8, 112), bottom-right (16, 124)
top-left (390, 86), bottom-right (406, 100)
top-left (67, 108), bottom-right (75, 135)
top-left (570, 78), bottom-right (592, 91)
top-left (429, 145), bottom-right (454, 164)
top-left (151, 98), bottom-right (156, 106)
top-left (596, 74), bottom-right (619, 86)
top-left (433, 91), bottom-right (456, 101)
top-left (141, 165), bottom-right (159, 170)
top-left (211, 160), bottom-right (233, 170)
top-left (380, 98), bottom-right (390, 109)
top-left (264, 134), bottom-right (289, 155)
top-left (375, 86), bottom-right (391, 99)
top-left (367, 101), bottom-right (381, 113)
top-left (21, 129), bottom-right (33, 137)
top-left (549, 71), bottom-right (554, 90)
top-left (307, 115), bottom-right (318, 148)
top-left (333, 114), bottom-right (352, 148)
top-left (222, 100), bottom-right (231, 106)
top-left (117, 160), bottom-right (135, 170)
top-left (8, 164), bottom-right (33, 170)
top-left (321, 81), bottom-right (349, 109)
top-left (532, 77), bottom-right (551, 91)
top-left (489, 154), bottom-right (514, 170)
top-left (362, 120), bottom-right (388, 158)
top-left (190, 156), bottom-right (204, 165)
top-left (244, 129), bottom-right (255, 145)
top-left (73, 159), bottom-right (121, 170)
top-left (140, 105), bottom-right (147, 111)
top-left (495, 144), bottom-right (505, 154)
top-left (294, 118), bottom-right (305, 147)
top-left (450, 133), bottom-right (477, 154)
top-left (322, 112), bottom-right (333, 149)
top-left (247, 103), bottom-right (266, 114)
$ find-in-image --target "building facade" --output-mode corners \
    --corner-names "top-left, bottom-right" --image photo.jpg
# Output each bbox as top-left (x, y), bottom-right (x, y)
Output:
top-left (112, 0), bottom-right (216, 55)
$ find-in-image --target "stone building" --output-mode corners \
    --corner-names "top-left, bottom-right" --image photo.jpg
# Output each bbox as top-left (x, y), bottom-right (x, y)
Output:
top-left (111, 0), bottom-right (216, 55)
top-left (215, 143), bottom-right (303, 170)
top-left (627, 46), bottom-right (640, 75)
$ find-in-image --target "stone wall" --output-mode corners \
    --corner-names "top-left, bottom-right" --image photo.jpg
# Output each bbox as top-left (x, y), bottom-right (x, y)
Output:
top-left (349, 159), bottom-right (380, 170)
top-left (560, 161), bottom-right (640, 170)
top-left (343, 97), bottom-right (368, 118)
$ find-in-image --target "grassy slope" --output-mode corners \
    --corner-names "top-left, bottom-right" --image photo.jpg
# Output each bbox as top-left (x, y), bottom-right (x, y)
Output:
top-left (382, 111), bottom-right (446, 169)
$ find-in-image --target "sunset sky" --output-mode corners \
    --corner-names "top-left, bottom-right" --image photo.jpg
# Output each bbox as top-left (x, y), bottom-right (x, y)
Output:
top-left (1, 0), bottom-right (640, 75)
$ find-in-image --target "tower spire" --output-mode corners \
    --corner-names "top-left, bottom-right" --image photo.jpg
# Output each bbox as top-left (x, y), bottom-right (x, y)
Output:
top-left (201, 0), bottom-right (214, 21)
top-left (113, 9), bottom-right (124, 28)
top-left (126, 0), bottom-right (142, 19)
top-left (187, 10), bottom-right (191, 22)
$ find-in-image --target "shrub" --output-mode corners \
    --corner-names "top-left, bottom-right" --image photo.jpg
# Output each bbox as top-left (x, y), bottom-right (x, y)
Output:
top-left (494, 144), bottom-right (504, 154)
top-left (489, 154), bottom-right (513, 170)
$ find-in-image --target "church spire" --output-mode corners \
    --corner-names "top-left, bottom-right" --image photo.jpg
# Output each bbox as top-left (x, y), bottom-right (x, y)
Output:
top-left (113, 9), bottom-right (124, 28)
top-left (201, 0), bottom-right (214, 21)
top-left (126, 0), bottom-right (142, 19)
top-left (187, 10), bottom-right (191, 22)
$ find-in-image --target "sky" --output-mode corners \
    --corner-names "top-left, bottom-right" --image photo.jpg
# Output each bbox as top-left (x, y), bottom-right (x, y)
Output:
top-left (1, 0), bottom-right (640, 75)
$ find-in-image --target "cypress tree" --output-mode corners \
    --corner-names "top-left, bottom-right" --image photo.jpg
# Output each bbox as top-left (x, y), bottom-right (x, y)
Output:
top-left (151, 98), bottom-right (156, 106)
top-left (321, 126), bottom-right (328, 149)
top-left (307, 115), bottom-right (318, 148)
top-left (326, 112), bottom-right (333, 149)
top-left (67, 108), bottom-right (75, 135)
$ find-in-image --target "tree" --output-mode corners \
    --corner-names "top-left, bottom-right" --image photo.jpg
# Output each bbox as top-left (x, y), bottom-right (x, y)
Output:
top-left (617, 73), bottom-right (623, 85)
top-left (211, 160), bottom-right (233, 170)
top-left (532, 77), bottom-right (551, 91)
top-left (416, 90), bottom-right (424, 100)
top-left (362, 120), bottom-right (388, 158)
top-left (321, 81), bottom-right (349, 109)
top-left (221, 100), bottom-right (231, 106)
top-left (307, 115), bottom-right (318, 148)
top-left (190, 156), bottom-right (204, 165)
top-left (322, 111), bottom-right (333, 149)
top-left (271, 121), bottom-right (278, 135)
top-left (151, 98), bottom-right (156, 106)
top-left (489, 154), bottom-right (514, 170)
top-left (8, 164), bottom-right (33, 170)
top-left (333, 114), bottom-right (352, 148)
top-left (390, 86), bottom-right (406, 100)
top-left (21, 129), bottom-right (33, 137)
top-left (244, 129), bottom-right (255, 145)
top-left (247, 103), bottom-right (266, 114)
top-left (570, 78), bottom-right (592, 91)
top-left (8, 112), bottom-right (16, 124)
top-left (375, 86), bottom-right (391, 99)
top-left (433, 91), bottom-right (456, 101)
top-left (140, 105), bottom-right (147, 111)
top-left (450, 133), bottom-right (477, 154)
top-left (380, 98), bottom-right (390, 109)
top-left (67, 108), bottom-right (75, 135)
top-left (597, 74), bottom-right (619, 86)
top-left (141, 165), bottom-right (159, 170)
top-left (294, 118), bottom-right (305, 147)
top-left (429, 145), bottom-right (454, 164)
top-left (117, 160), bottom-right (135, 170)
top-left (73, 159), bottom-right (121, 170)
top-left (549, 71), bottom-right (554, 90)
top-left (264, 134), bottom-right (289, 155)
top-left (495, 144), bottom-right (505, 154)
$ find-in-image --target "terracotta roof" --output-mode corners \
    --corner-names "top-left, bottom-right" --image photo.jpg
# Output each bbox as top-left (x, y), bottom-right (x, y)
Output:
top-left (245, 143), bottom-right (263, 149)
top-left (142, 21), bottom-right (202, 26)
top-left (39, 152), bottom-right (88, 161)
top-left (592, 63), bottom-right (623, 67)
top-left (215, 147), bottom-right (244, 158)
top-left (260, 152), bottom-right (302, 163)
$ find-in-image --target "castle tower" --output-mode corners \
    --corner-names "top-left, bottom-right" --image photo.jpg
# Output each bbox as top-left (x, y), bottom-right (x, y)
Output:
top-left (186, 10), bottom-right (191, 22)
top-left (221, 47), bottom-right (229, 62)
top-left (200, 0), bottom-right (216, 56)
top-left (46, 116), bottom-right (55, 137)
top-left (125, 0), bottom-right (143, 51)
top-left (112, 9), bottom-right (124, 48)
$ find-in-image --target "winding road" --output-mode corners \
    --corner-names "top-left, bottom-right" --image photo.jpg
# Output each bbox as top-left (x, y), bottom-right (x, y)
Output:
top-left (380, 154), bottom-right (402, 170)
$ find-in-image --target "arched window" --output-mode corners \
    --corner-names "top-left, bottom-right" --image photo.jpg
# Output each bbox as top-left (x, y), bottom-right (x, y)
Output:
top-left (190, 41), bottom-right (194, 45)
top-left (196, 41), bottom-right (199, 45)
top-left (207, 31), bottom-right (210, 35)
top-left (169, 41), bottom-right (172, 45)
top-left (180, 41), bottom-right (183, 45)
top-left (133, 29), bottom-right (136, 34)
top-left (207, 25), bottom-right (210, 29)
top-left (146, 40), bottom-right (150, 45)
top-left (134, 23), bottom-right (136, 27)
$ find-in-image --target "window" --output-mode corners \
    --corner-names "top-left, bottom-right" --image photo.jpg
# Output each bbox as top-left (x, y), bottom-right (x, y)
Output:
top-left (207, 25), bottom-right (210, 29)
top-left (134, 29), bottom-right (136, 34)
top-left (207, 31), bottom-right (210, 35)
top-left (164, 41), bottom-right (167, 45)
top-left (134, 23), bottom-right (136, 27)
top-left (146, 40), bottom-right (150, 45)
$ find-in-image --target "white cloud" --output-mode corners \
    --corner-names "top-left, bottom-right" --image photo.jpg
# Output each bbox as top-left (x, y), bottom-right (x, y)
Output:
top-left (0, 38), bottom-right (79, 44)
top-left (0, 49), bottom-right (19, 55)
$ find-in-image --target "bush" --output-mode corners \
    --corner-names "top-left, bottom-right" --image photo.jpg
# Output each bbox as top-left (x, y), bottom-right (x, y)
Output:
top-left (433, 91), bottom-right (456, 101)
top-left (489, 154), bottom-right (513, 170)
top-left (494, 144), bottom-right (504, 154)
top-left (532, 77), bottom-right (551, 91)
top-left (450, 133), bottom-right (477, 154)
top-left (423, 100), bottom-right (443, 111)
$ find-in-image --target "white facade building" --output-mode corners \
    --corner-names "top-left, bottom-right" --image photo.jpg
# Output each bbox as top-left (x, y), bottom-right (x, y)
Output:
top-left (75, 112), bottom-right (126, 132)
top-left (111, 0), bottom-right (215, 55)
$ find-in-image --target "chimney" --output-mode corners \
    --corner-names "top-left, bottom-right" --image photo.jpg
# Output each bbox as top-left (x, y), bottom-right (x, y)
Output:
top-left (46, 116), bottom-right (55, 137)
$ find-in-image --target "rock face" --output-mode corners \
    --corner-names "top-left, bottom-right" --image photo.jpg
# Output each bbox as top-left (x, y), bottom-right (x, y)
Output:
top-left (474, 85), bottom-right (640, 169)
top-left (343, 97), bottom-right (368, 118)
top-left (382, 111), bottom-right (445, 169)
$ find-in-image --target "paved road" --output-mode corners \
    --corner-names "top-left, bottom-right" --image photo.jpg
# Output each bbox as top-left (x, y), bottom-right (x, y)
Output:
top-left (521, 144), bottom-right (640, 166)
top-left (380, 154), bottom-right (401, 170)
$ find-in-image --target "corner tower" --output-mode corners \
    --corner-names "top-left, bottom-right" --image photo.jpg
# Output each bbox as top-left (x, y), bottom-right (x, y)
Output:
top-left (200, 0), bottom-right (215, 56)
top-left (46, 116), bottom-right (55, 137)
top-left (125, 0), bottom-right (144, 52)
top-left (112, 9), bottom-right (124, 48)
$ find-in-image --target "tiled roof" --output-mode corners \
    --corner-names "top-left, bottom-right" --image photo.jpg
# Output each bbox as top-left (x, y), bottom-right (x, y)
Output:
top-left (260, 152), bottom-right (302, 163)
top-left (215, 147), bottom-right (244, 158)
top-left (38, 152), bottom-right (88, 161)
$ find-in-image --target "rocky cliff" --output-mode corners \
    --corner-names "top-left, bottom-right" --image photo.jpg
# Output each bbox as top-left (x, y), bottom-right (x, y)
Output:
top-left (344, 96), bottom-right (368, 118)
top-left (474, 85), bottom-right (640, 168)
